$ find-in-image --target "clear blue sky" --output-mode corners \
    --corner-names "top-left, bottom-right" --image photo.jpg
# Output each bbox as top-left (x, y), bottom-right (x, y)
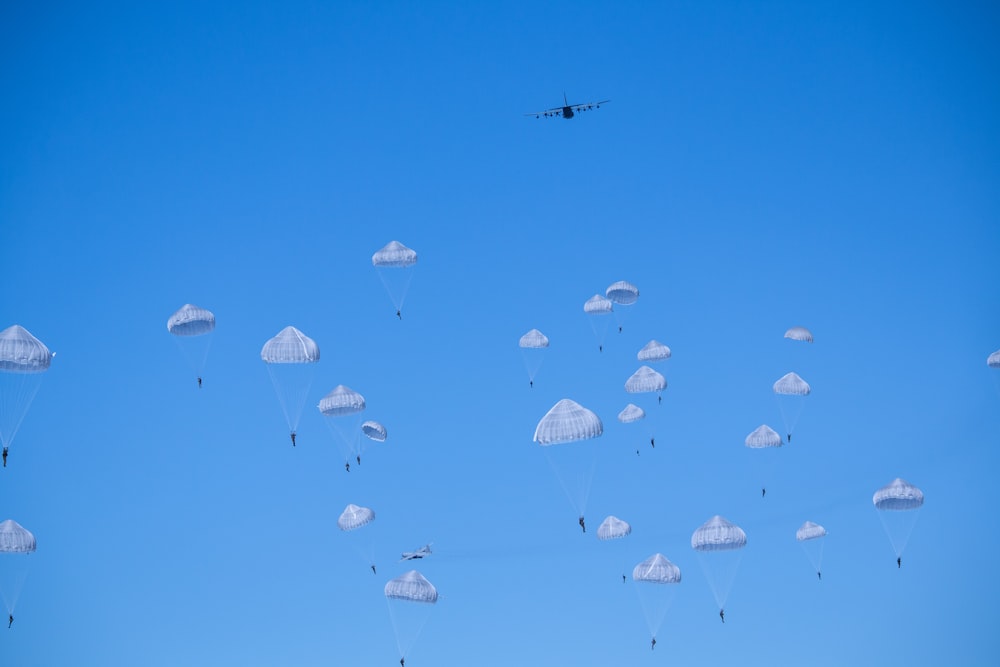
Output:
top-left (2, 1), bottom-right (999, 665)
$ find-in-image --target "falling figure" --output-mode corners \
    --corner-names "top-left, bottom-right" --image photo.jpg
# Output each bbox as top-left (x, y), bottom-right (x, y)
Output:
top-left (720, 609), bottom-right (725, 623)
top-left (787, 433), bottom-right (792, 443)
top-left (529, 380), bottom-right (533, 388)
top-left (651, 637), bottom-right (656, 650)
top-left (2, 447), bottom-right (7, 468)
top-left (345, 462), bottom-right (350, 472)
top-left (578, 516), bottom-right (586, 533)
top-left (356, 455), bottom-right (361, 466)
top-left (371, 565), bottom-right (377, 575)
top-left (7, 614), bottom-right (11, 629)
top-left (762, 488), bottom-right (766, 498)
top-left (658, 395), bottom-right (662, 405)
top-left (197, 376), bottom-right (202, 388)
top-left (622, 574), bottom-right (627, 584)
top-left (897, 557), bottom-right (902, 569)
top-left (817, 571), bottom-right (822, 581)
top-left (396, 310), bottom-right (402, 320)
top-left (290, 432), bottom-right (296, 446)
top-left (650, 437), bottom-right (655, 448)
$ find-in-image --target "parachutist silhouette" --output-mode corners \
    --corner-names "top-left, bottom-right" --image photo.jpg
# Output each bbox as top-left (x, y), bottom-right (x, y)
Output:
top-left (787, 433), bottom-right (792, 443)
top-left (197, 376), bottom-right (202, 388)
top-left (720, 609), bottom-right (725, 623)
top-left (650, 437), bottom-right (655, 448)
top-left (579, 516), bottom-right (586, 533)
top-left (371, 565), bottom-right (377, 575)
top-left (529, 380), bottom-right (533, 388)
top-left (897, 557), bottom-right (901, 568)
top-left (658, 395), bottom-right (662, 405)
top-left (400, 658), bottom-right (405, 667)
top-left (817, 571), bottom-right (822, 580)
top-left (762, 488), bottom-right (766, 498)
top-left (636, 449), bottom-right (640, 456)
top-left (623, 574), bottom-right (627, 584)
top-left (619, 326), bottom-right (623, 333)
top-left (356, 455), bottom-right (361, 465)
top-left (2, 447), bottom-right (7, 467)
top-left (7, 614), bottom-right (11, 628)
top-left (651, 637), bottom-right (656, 650)
top-left (345, 462), bottom-right (350, 472)
top-left (599, 345), bottom-right (603, 353)
top-left (396, 310), bottom-right (401, 320)
top-left (290, 432), bottom-right (296, 446)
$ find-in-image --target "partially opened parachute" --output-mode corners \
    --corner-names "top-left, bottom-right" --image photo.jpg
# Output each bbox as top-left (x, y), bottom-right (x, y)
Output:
top-left (873, 478), bottom-right (924, 511)
top-left (597, 516), bottom-right (632, 541)
top-left (784, 326), bottom-right (814, 343)
top-left (362, 420), bottom-right (387, 442)
top-left (692, 516), bottom-right (747, 552)
top-left (745, 425), bottom-right (782, 449)
top-left (534, 399), bottom-right (603, 445)
top-left (337, 504), bottom-right (375, 532)
top-left (625, 366), bottom-right (666, 394)
top-left (0, 325), bottom-right (53, 452)
top-left (637, 340), bottom-right (671, 363)
top-left (606, 281), bottom-right (639, 305)
top-left (167, 304), bottom-right (215, 337)
top-left (519, 329), bottom-right (549, 349)
top-left (633, 553), bottom-right (681, 584)
top-left (617, 404), bottom-right (645, 424)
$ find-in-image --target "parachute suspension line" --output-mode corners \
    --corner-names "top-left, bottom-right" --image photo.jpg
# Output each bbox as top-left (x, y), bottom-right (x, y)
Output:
top-left (0, 567), bottom-right (29, 614)
top-left (0, 372), bottom-right (44, 449)
top-left (266, 365), bottom-right (315, 433)
top-left (376, 266), bottom-right (416, 313)
top-left (542, 441), bottom-right (599, 521)
top-left (696, 550), bottom-right (744, 611)
top-left (386, 598), bottom-right (433, 659)
top-left (877, 509), bottom-right (921, 558)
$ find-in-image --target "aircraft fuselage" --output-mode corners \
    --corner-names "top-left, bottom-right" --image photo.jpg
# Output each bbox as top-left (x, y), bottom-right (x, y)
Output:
top-left (562, 106), bottom-right (574, 119)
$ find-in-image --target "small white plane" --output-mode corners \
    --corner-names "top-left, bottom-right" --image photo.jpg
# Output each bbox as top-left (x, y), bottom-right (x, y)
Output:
top-left (400, 543), bottom-right (432, 560)
top-left (526, 93), bottom-right (610, 119)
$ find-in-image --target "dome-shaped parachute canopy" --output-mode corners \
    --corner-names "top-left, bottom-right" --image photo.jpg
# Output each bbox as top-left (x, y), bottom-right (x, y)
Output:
top-left (773, 372), bottom-right (810, 396)
top-left (385, 570), bottom-right (438, 603)
top-left (0, 519), bottom-right (36, 553)
top-left (583, 295), bottom-right (613, 314)
top-left (372, 241), bottom-right (417, 268)
top-left (617, 403), bottom-right (645, 424)
top-left (637, 340), bottom-right (671, 362)
top-left (605, 280), bottom-right (639, 305)
top-left (691, 516), bottom-right (747, 552)
top-left (519, 329), bottom-right (550, 349)
top-left (362, 420), bottom-right (387, 442)
top-left (988, 350), bottom-right (1000, 368)
top-left (533, 399), bottom-right (603, 446)
top-left (318, 385), bottom-right (366, 417)
top-left (167, 304), bottom-right (216, 337)
top-left (625, 366), bottom-right (667, 394)
top-left (261, 326), bottom-right (320, 364)
top-left (796, 521), bottom-right (827, 542)
top-left (873, 478), bottom-right (924, 511)
top-left (745, 425), bottom-right (782, 449)
top-left (597, 516), bottom-right (632, 541)
top-left (337, 504), bottom-right (375, 531)
top-left (784, 326), bottom-right (814, 343)
top-left (0, 326), bottom-right (52, 373)
top-left (632, 553), bottom-right (681, 584)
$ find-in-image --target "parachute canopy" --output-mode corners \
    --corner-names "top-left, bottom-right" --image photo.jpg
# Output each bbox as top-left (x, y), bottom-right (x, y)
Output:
top-left (625, 366), bottom-right (666, 394)
top-left (362, 420), bottom-right (387, 442)
top-left (691, 516), bottom-right (747, 552)
top-left (784, 326), bottom-right (814, 343)
top-left (261, 326), bottom-right (320, 364)
top-left (318, 385), bottom-right (366, 417)
top-left (796, 521), bottom-right (827, 542)
top-left (633, 553), bottom-right (681, 584)
top-left (0, 520), bottom-right (36, 553)
top-left (745, 425), bottom-right (782, 449)
top-left (533, 399), bottom-right (603, 446)
top-left (372, 241), bottom-right (418, 268)
top-left (519, 329), bottom-right (550, 349)
top-left (988, 350), bottom-right (1000, 368)
top-left (0, 326), bottom-right (52, 373)
top-left (597, 516), bottom-right (632, 541)
top-left (617, 403), bottom-right (645, 424)
top-left (873, 478), bottom-right (924, 511)
top-left (583, 295), bottom-right (613, 314)
top-left (606, 281), bottom-right (639, 305)
top-left (773, 372), bottom-right (810, 396)
top-left (637, 340), bottom-right (671, 363)
top-left (167, 304), bottom-right (216, 337)
top-left (337, 504), bottom-right (375, 531)
top-left (385, 570), bottom-right (438, 603)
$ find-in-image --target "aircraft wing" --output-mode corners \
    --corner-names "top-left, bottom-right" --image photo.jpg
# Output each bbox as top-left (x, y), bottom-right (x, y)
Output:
top-left (524, 106), bottom-right (566, 118)
top-left (569, 99), bottom-right (610, 112)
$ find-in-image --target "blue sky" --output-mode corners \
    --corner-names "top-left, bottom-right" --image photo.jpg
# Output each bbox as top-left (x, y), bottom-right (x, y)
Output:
top-left (2, 1), bottom-right (999, 665)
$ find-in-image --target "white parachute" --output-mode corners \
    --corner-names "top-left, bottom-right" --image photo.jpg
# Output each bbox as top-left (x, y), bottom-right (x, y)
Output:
top-left (773, 372), bottom-right (810, 442)
top-left (784, 326), bottom-right (814, 343)
top-left (605, 281), bottom-right (639, 333)
top-left (597, 516), bottom-right (632, 541)
top-left (632, 553), bottom-right (681, 645)
top-left (362, 420), bottom-right (387, 443)
top-left (617, 404), bottom-right (645, 425)
top-left (744, 425), bottom-right (782, 449)
top-left (637, 340), bottom-right (671, 363)
top-left (796, 521), bottom-right (827, 579)
top-left (372, 241), bottom-right (417, 318)
top-left (625, 366), bottom-right (666, 395)
top-left (534, 399), bottom-right (603, 529)
top-left (692, 516), bottom-right (746, 613)
top-left (873, 478), bottom-right (924, 563)
top-left (167, 304), bottom-right (215, 387)
top-left (385, 570), bottom-right (438, 662)
top-left (583, 295), bottom-right (613, 352)
top-left (261, 326), bottom-right (319, 443)
top-left (318, 385), bottom-right (367, 465)
top-left (519, 329), bottom-right (549, 387)
top-left (338, 504), bottom-right (377, 573)
top-left (0, 325), bottom-right (53, 457)
top-left (0, 519), bottom-right (36, 617)
top-left (987, 350), bottom-right (1000, 368)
